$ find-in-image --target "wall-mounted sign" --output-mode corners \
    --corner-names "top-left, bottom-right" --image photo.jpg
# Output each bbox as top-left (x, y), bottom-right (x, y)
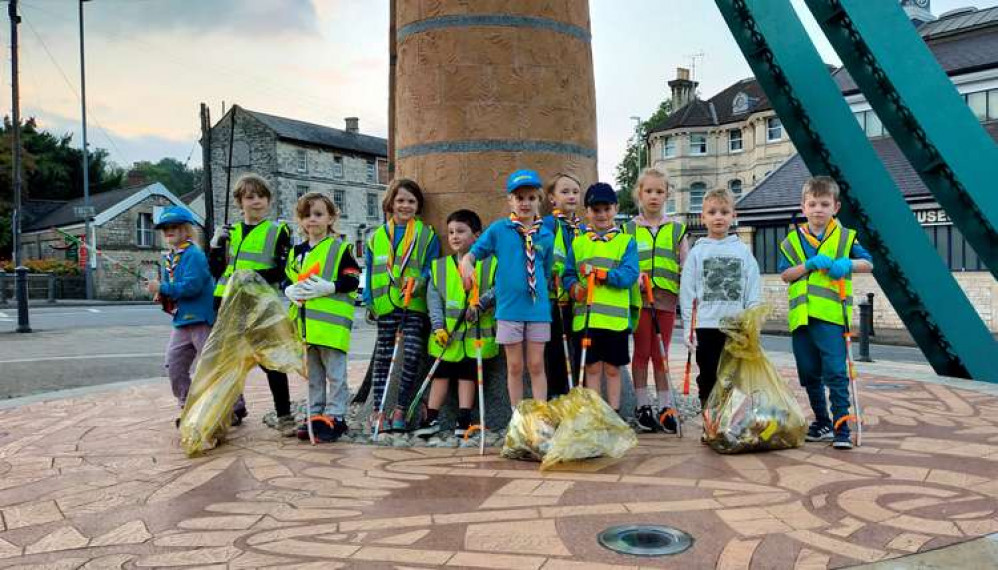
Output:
top-left (914, 208), bottom-right (951, 227)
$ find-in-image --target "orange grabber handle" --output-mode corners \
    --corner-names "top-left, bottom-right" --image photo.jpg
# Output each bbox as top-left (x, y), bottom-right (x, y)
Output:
top-left (585, 272), bottom-right (596, 305)
top-left (403, 276), bottom-right (415, 306)
top-left (469, 274), bottom-right (481, 308)
top-left (297, 262), bottom-right (321, 283)
top-left (837, 278), bottom-right (847, 302)
top-left (641, 273), bottom-right (654, 306)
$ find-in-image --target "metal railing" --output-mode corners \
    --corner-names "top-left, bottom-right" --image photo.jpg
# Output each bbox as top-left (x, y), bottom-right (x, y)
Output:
top-left (0, 271), bottom-right (87, 305)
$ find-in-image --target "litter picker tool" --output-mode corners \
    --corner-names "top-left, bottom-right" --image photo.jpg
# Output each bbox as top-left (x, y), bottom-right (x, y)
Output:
top-left (576, 270), bottom-right (598, 389)
top-left (373, 277), bottom-right (415, 440)
top-left (641, 274), bottom-right (682, 438)
top-left (462, 275), bottom-right (488, 455)
top-left (297, 261), bottom-right (321, 445)
top-left (833, 279), bottom-right (863, 447)
top-left (405, 297), bottom-right (471, 424)
top-left (554, 274), bottom-right (575, 390)
top-left (55, 227), bottom-right (145, 280)
top-left (682, 298), bottom-right (698, 397)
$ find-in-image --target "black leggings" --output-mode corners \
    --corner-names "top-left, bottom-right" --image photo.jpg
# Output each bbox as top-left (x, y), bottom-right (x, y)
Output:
top-left (695, 328), bottom-right (728, 408)
top-left (545, 301), bottom-right (576, 397)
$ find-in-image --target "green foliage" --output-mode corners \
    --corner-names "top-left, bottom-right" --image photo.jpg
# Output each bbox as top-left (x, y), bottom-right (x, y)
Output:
top-left (614, 99), bottom-right (674, 217)
top-left (129, 158), bottom-right (201, 196)
top-left (0, 258), bottom-right (80, 275)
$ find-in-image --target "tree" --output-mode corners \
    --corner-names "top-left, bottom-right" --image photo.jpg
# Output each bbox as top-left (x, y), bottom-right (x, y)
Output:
top-left (614, 99), bottom-right (673, 216)
top-left (128, 158), bottom-right (200, 196)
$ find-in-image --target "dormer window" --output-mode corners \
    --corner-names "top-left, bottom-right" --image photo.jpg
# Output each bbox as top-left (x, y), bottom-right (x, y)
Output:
top-left (732, 92), bottom-right (750, 115)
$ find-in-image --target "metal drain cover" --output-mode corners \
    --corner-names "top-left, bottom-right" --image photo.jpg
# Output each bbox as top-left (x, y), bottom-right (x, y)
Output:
top-left (597, 524), bottom-right (693, 557)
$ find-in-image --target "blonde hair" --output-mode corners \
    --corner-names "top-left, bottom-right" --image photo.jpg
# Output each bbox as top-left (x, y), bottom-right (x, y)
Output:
top-left (295, 192), bottom-right (339, 236)
top-left (233, 173), bottom-right (273, 205)
top-left (631, 167), bottom-right (669, 209)
top-left (802, 176), bottom-right (840, 202)
top-left (161, 222), bottom-right (199, 244)
top-left (703, 187), bottom-right (735, 209)
top-left (543, 172), bottom-right (583, 214)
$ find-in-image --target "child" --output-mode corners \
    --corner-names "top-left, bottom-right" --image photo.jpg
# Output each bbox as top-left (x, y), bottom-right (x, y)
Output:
top-left (542, 173), bottom-right (585, 398)
top-left (284, 192), bottom-right (360, 443)
top-left (779, 176), bottom-right (873, 450)
top-left (415, 209), bottom-right (497, 439)
top-left (145, 207), bottom-right (244, 425)
top-left (562, 183), bottom-right (639, 412)
top-left (623, 167), bottom-right (689, 433)
top-left (461, 169), bottom-right (554, 406)
top-left (209, 174), bottom-right (294, 432)
top-left (679, 188), bottom-right (761, 416)
top-left (364, 179), bottom-right (439, 433)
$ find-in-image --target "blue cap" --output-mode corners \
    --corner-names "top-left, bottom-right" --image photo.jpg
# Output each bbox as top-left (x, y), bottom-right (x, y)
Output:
top-left (506, 169), bottom-right (542, 193)
top-left (155, 206), bottom-right (197, 229)
top-left (585, 182), bottom-right (617, 206)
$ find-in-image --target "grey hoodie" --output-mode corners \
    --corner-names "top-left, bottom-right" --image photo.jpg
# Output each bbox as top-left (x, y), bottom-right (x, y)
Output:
top-left (679, 234), bottom-right (761, 330)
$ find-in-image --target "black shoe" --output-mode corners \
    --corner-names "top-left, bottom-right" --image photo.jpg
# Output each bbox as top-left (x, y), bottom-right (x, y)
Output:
top-left (175, 417), bottom-right (181, 429)
top-left (805, 423), bottom-right (834, 442)
top-left (414, 418), bottom-right (442, 439)
top-left (297, 416), bottom-right (335, 441)
top-left (832, 430), bottom-right (853, 450)
top-left (658, 407), bottom-right (678, 434)
top-left (635, 405), bottom-right (662, 433)
top-left (313, 417), bottom-right (346, 443)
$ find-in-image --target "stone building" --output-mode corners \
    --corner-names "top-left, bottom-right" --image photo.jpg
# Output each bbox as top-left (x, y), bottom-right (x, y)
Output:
top-left (204, 106), bottom-right (388, 257)
top-left (20, 182), bottom-right (199, 300)
top-left (735, 3), bottom-right (998, 333)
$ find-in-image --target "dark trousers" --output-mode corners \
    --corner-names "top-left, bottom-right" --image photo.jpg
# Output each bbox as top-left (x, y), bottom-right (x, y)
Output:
top-left (695, 328), bottom-right (728, 408)
top-left (792, 320), bottom-right (851, 436)
top-left (545, 301), bottom-right (576, 398)
top-left (263, 366), bottom-right (291, 417)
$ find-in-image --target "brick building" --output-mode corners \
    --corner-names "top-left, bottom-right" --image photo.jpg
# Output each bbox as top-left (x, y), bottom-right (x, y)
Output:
top-left (204, 106), bottom-right (388, 258)
top-left (21, 182), bottom-right (200, 300)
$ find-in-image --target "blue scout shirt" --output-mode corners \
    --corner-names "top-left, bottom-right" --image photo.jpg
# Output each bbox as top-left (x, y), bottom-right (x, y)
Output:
top-left (470, 218), bottom-right (554, 322)
top-left (159, 243), bottom-right (216, 328)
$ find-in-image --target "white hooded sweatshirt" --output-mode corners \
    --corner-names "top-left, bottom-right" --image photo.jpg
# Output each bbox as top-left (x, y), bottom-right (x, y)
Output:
top-left (679, 234), bottom-right (762, 330)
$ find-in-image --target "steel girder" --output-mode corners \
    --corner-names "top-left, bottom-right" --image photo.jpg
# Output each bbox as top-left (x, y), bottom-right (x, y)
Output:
top-left (714, 0), bottom-right (995, 380)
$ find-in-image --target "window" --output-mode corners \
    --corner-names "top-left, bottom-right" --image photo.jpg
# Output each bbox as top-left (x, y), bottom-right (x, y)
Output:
top-left (296, 149), bottom-right (307, 173)
top-left (989, 89), bottom-right (998, 121)
top-left (752, 224), bottom-right (791, 274)
top-left (854, 111), bottom-right (865, 131)
top-left (333, 156), bottom-right (343, 178)
top-left (663, 136), bottom-right (676, 158)
top-left (366, 192), bottom-right (380, 219)
top-left (729, 179), bottom-right (743, 200)
top-left (666, 197), bottom-right (676, 213)
top-left (137, 213), bottom-right (154, 248)
top-left (968, 91), bottom-right (987, 121)
top-left (366, 160), bottom-right (376, 183)
top-left (728, 129), bottom-right (743, 152)
top-left (296, 184), bottom-right (309, 199)
top-left (689, 133), bottom-right (707, 155)
top-left (766, 117), bottom-right (782, 142)
top-left (333, 189), bottom-right (346, 218)
top-left (689, 182), bottom-right (706, 213)
top-left (864, 111), bottom-right (884, 137)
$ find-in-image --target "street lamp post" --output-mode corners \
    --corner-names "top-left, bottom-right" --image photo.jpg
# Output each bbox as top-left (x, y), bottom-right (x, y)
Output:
top-left (630, 115), bottom-right (643, 172)
top-left (9, 0), bottom-right (30, 333)
top-left (79, 0), bottom-right (94, 299)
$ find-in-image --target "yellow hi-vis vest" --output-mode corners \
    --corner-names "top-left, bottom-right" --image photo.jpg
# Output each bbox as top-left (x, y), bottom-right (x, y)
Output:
top-left (551, 219), bottom-right (582, 303)
top-left (623, 220), bottom-right (685, 294)
top-left (571, 232), bottom-right (634, 333)
top-left (214, 220), bottom-right (286, 297)
top-left (286, 237), bottom-right (356, 352)
top-left (780, 224), bottom-right (856, 332)
top-left (427, 255), bottom-right (499, 362)
top-left (366, 220), bottom-right (435, 317)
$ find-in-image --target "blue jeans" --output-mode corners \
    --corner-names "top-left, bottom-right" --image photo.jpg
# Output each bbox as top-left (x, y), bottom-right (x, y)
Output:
top-left (792, 320), bottom-right (851, 436)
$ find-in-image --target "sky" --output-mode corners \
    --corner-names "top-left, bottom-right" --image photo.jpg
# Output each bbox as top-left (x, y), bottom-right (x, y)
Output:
top-left (6, 0), bottom-right (997, 186)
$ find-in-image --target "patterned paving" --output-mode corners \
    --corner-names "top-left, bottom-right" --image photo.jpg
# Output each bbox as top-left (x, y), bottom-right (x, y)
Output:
top-left (1, 359), bottom-right (997, 569)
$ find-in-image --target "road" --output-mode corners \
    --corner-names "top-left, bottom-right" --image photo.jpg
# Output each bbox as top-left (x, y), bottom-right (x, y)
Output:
top-left (0, 303), bottom-right (928, 401)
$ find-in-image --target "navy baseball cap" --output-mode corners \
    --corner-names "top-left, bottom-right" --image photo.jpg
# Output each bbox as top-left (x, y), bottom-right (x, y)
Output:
top-left (506, 169), bottom-right (542, 193)
top-left (585, 182), bottom-right (617, 206)
top-left (155, 206), bottom-right (197, 229)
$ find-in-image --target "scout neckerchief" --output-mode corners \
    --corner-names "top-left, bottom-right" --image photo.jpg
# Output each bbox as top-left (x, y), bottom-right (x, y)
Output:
top-left (799, 218), bottom-right (839, 251)
top-left (553, 208), bottom-right (584, 235)
top-left (164, 239), bottom-right (195, 281)
top-left (585, 226), bottom-right (620, 243)
top-left (385, 218), bottom-right (417, 288)
top-left (510, 213), bottom-right (543, 302)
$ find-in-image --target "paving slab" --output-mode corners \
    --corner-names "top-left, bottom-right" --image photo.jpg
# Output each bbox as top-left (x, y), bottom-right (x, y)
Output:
top-left (0, 353), bottom-right (996, 568)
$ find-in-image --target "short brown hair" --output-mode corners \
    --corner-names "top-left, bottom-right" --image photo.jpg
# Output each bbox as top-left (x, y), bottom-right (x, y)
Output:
top-left (295, 192), bottom-right (339, 235)
top-left (631, 167), bottom-right (669, 207)
top-left (543, 172), bottom-right (583, 214)
top-left (802, 176), bottom-right (840, 202)
top-left (383, 178), bottom-right (424, 215)
top-left (703, 187), bottom-right (735, 208)
top-left (233, 173), bottom-right (272, 205)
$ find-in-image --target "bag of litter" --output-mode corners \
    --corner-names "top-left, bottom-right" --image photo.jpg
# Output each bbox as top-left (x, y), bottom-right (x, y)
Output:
top-left (542, 387), bottom-right (638, 470)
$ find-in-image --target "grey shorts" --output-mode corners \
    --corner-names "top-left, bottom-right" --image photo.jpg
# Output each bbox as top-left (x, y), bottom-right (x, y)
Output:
top-left (496, 320), bottom-right (551, 345)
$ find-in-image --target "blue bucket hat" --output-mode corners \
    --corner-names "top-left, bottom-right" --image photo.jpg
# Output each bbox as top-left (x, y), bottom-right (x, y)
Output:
top-left (585, 182), bottom-right (618, 207)
top-left (506, 169), bottom-right (542, 193)
top-left (155, 206), bottom-right (197, 229)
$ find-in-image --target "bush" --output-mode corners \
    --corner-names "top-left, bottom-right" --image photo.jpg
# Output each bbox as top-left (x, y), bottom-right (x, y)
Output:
top-left (0, 258), bottom-right (81, 276)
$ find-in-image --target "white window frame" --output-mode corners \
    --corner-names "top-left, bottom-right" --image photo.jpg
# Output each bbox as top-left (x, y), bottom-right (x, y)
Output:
top-left (366, 192), bottom-right (379, 219)
top-left (366, 160), bottom-right (376, 183)
top-left (729, 179), bottom-right (743, 199)
top-left (333, 155), bottom-right (344, 178)
top-left (296, 149), bottom-right (308, 173)
top-left (136, 212), bottom-right (155, 248)
top-left (663, 136), bottom-right (677, 158)
top-left (689, 133), bottom-right (707, 156)
top-left (689, 183), bottom-right (707, 213)
top-left (296, 184), bottom-right (309, 199)
top-left (728, 129), bottom-right (743, 153)
top-left (766, 117), bottom-right (783, 142)
top-left (967, 91), bottom-right (988, 122)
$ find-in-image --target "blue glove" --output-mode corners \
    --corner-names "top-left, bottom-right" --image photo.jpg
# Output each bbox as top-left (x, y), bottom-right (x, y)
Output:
top-left (804, 254), bottom-right (833, 272)
top-left (828, 257), bottom-right (853, 280)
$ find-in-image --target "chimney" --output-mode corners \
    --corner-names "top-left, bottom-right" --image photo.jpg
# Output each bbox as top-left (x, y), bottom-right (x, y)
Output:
top-left (126, 169), bottom-right (149, 187)
top-left (345, 117), bottom-right (359, 133)
top-left (668, 67), bottom-right (698, 109)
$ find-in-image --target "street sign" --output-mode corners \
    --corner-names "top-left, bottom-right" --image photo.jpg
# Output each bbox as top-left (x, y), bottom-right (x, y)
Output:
top-left (74, 206), bottom-right (96, 218)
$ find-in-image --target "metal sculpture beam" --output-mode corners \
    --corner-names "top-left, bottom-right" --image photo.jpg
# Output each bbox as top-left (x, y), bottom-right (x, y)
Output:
top-left (715, 0), bottom-right (995, 380)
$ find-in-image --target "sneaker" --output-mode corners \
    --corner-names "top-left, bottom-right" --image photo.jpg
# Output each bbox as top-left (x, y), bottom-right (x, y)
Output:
top-left (414, 418), bottom-right (442, 439)
top-left (805, 423), bottom-right (834, 442)
top-left (832, 431), bottom-right (853, 450)
top-left (231, 409), bottom-right (247, 427)
top-left (369, 413), bottom-right (388, 436)
top-left (390, 408), bottom-right (407, 433)
top-left (454, 426), bottom-right (468, 438)
top-left (658, 407), bottom-right (678, 434)
top-left (635, 405), bottom-right (662, 433)
top-left (313, 417), bottom-right (347, 443)
top-left (274, 414), bottom-right (297, 438)
top-left (296, 416), bottom-right (331, 441)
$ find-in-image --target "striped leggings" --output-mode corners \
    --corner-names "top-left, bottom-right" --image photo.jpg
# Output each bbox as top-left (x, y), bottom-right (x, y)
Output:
top-left (372, 310), bottom-right (428, 410)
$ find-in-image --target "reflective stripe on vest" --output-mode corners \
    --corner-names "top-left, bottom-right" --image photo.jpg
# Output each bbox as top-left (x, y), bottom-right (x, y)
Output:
top-left (781, 225), bottom-right (856, 332)
top-left (550, 221), bottom-right (577, 302)
top-left (571, 233), bottom-right (633, 332)
top-left (214, 221), bottom-right (284, 297)
top-left (428, 256), bottom-right (499, 362)
top-left (366, 221), bottom-right (434, 317)
top-left (287, 237), bottom-right (356, 352)
top-left (623, 220), bottom-right (684, 294)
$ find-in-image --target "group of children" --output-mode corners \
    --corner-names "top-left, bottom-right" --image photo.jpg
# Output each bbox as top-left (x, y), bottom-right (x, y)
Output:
top-left (149, 165), bottom-right (870, 450)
